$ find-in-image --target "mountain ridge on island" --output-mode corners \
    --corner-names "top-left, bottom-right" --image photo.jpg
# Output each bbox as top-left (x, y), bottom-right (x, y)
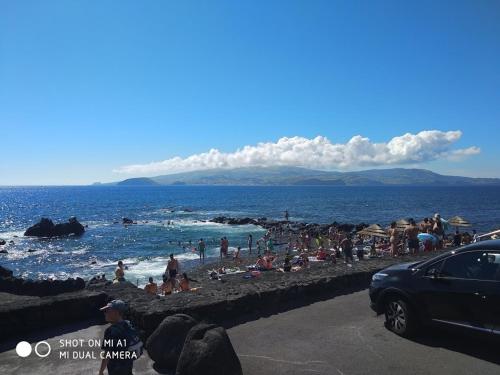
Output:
top-left (111, 166), bottom-right (500, 186)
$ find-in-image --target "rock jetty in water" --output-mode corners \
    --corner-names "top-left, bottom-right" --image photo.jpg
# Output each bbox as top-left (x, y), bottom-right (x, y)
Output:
top-left (24, 217), bottom-right (85, 237)
top-left (209, 216), bottom-right (368, 235)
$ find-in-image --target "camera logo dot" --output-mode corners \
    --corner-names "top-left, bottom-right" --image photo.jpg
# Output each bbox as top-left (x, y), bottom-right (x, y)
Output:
top-left (15, 341), bottom-right (32, 357)
top-left (34, 341), bottom-right (51, 358)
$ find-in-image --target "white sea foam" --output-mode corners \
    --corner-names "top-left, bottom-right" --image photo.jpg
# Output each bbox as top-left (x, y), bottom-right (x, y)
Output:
top-left (0, 230), bottom-right (26, 240)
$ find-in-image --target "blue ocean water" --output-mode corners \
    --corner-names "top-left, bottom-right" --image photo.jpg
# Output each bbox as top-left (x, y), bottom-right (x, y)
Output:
top-left (1, 185), bottom-right (499, 285)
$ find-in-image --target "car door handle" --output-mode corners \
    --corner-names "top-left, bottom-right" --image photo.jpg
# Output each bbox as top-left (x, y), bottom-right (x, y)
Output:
top-left (474, 292), bottom-right (487, 300)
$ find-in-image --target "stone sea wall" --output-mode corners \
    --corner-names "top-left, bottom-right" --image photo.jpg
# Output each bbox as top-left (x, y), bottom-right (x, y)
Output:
top-left (0, 251), bottom-right (440, 341)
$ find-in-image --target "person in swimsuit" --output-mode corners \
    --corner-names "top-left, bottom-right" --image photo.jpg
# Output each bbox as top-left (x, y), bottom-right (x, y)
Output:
top-left (247, 234), bottom-right (253, 254)
top-left (233, 246), bottom-right (242, 265)
top-left (144, 277), bottom-right (158, 295)
top-left (198, 238), bottom-right (206, 263)
top-left (389, 222), bottom-right (399, 257)
top-left (114, 261), bottom-right (125, 283)
top-left (166, 254), bottom-right (179, 283)
top-left (160, 275), bottom-right (173, 295)
top-left (433, 214), bottom-right (444, 250)
top-left (404, 219), bottom-right (420, 255)
top-left (256, 255), bottom-right (267, 270)
top-left (178, 273), bottom-right (191, 292)
top-left (340, 236), bottom-right (354, 264)
top-left (219, 237), bottom-right (225, 260)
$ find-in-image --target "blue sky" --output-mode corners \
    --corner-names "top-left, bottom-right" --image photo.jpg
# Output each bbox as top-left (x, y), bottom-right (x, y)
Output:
top-left (1, 0), bottom-right (499, 185)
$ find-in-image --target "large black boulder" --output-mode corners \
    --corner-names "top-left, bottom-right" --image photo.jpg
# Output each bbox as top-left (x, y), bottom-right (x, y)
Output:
top-left (0, 265), bottom-right (13, 278)
top-left (176, 323), bottom-right (242, 375)
top-left (146, 314), bottom-right (198, 372)
top-left (24, 217), bottom-right (85, 237)
top-left (0, 239), bottom-right (6, 245)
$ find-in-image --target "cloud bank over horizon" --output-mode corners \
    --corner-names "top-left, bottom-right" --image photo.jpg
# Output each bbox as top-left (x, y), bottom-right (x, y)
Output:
top-left (114, 130), bottom-right (480, 176)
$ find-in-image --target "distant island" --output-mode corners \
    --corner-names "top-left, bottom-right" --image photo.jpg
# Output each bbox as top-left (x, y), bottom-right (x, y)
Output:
top-left (107, 166), bottom-right (500, 186)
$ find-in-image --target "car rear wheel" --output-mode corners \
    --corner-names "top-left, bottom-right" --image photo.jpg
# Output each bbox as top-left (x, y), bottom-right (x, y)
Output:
top-left (384, 298), bottom-right (417, 337)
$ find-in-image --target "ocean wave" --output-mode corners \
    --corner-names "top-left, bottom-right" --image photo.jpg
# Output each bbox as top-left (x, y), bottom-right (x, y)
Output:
top-left (0, 230), bottom-right (26, 241)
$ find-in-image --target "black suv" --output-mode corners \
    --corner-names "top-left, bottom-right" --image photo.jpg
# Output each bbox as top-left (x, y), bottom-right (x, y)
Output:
top-left (369, 240), bottom-right (500, 337)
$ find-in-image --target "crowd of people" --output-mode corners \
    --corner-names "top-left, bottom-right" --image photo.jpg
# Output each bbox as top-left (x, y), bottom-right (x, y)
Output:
top-left (110, 211), bottom-right (481, 295)
top-left (111, 253), bottom-right (198, 296)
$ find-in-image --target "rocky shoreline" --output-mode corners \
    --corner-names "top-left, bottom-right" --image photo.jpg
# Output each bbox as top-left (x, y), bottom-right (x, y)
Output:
top-left (0, 265), bottom-right (85, 296)
top-left (0, 216), bottom-right (445, 345)
top-left (0, 249), bottom-right (446, 344)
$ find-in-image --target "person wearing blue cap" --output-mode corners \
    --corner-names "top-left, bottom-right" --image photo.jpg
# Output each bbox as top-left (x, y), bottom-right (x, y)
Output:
top-left (98, 300), bottom-right (142, 375)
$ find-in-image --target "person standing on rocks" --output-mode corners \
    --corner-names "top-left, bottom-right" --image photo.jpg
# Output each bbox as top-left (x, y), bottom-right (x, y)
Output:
top-left (220, 237), bottom-right (225, 260)
top-left (284, 210), bottom-right (289, 222)
top-left (114, 261), bottom-right (126, 283)
top-left (198, 238), bottom-right (206, 263)
top-left (389, 222), bottom-right (400, 257)
top-left (433, 214), bottom-right (444, 250)
top-left (247, 234), bottom-right (253, 254)
top-left (257, 238), bottom-right (264, 255)
top-left (404, 219), bottom-right (420, 255)
top-left (223, 237), bottom-right (229, 257)
top-left (166, 254), bottom-right (179, 284)
top-left (340, 235), bottom-right (354, 265)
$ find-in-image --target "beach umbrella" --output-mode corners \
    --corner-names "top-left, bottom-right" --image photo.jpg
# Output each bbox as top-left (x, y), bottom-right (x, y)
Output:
top-left (357, 224), bottom-right (389, 238)
top-left (395, 219), bottom-right (410, 232)
top-left (448, 216), bottom-right (471, 228)
top-left (417, 233), bottom-right (438, 244)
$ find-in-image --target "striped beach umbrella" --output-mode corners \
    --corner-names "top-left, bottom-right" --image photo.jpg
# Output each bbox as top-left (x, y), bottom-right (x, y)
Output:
top-left (395, 219), bottom-right (410, 231)
top-left (448, 216), bottom-right (471, 227)
top-left (357, 224), bottom-right (389, 238)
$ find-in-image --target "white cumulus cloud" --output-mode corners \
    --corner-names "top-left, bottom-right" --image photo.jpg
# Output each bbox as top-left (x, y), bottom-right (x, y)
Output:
top-left (114, 130), bottom-right (480, 176)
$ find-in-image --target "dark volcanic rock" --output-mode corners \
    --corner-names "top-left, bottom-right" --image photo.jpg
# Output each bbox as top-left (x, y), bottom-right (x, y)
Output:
top-left (209, 216), bottom-right (370, 237)
top-left (122, 217), bottom-right (134, 224)
top-left (146, 314), bottom-right (198, 372)
top-left (0, 264), bottom-right (85, 297)
top-left (210, 216), bottom-right (257, 225)
top-left (0, 265), bottom-right (13, 278)
top-left (0, 239), bottom-right (6, 245)
top-left (24, 217), bottom-right (85, 237)
top-left (176, 323), bottom-right (242, 375)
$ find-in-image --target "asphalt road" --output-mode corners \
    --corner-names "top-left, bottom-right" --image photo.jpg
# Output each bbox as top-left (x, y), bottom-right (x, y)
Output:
top-left (0, 290), bottom-right (498, 375)
top-left (228, 290), bottom-right (500, 375)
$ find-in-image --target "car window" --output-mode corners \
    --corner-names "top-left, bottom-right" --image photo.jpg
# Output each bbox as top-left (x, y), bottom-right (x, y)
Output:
top-left (425, 260), bottom-right (444, 276)
top-left (484, 253), bottom-right (500, 281)
top-left (440, 251), bottom-right (500, 281)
